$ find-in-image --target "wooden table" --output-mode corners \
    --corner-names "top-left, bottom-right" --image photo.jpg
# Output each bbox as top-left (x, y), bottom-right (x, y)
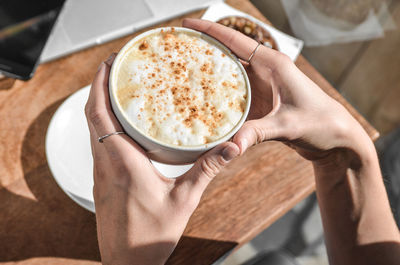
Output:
top-left (0, 0), bottom-right (378, 264)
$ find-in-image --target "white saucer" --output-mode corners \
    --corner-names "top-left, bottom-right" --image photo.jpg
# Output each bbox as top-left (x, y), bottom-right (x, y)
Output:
top-left (45, 85), bottom-right (193, 213)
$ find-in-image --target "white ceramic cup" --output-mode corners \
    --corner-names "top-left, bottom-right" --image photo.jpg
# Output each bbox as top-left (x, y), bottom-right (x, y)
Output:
top-left (109, 27), bottom-right (251, 164)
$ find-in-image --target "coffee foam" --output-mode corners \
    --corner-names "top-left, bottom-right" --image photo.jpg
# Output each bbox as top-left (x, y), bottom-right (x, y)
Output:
top-left (115, 28), bottom-right (247, 146)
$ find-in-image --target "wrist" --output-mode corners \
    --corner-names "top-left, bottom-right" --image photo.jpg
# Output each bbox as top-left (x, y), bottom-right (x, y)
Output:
top-left (102, 244), bottom-right (173, 265)
top-left (100, 234), bottom-right (177, 265)
top-left (312, 129), bottom-right (377, 174)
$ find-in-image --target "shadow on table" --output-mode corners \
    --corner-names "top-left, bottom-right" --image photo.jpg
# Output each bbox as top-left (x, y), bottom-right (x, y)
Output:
top-left (0, 99), bottom-right (238, 264)
top-left (0, 97), bottom-right (100, 262)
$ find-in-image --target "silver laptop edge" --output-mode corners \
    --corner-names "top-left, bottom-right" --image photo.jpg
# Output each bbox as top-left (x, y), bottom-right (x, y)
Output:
top-left (40, 0), bottom-right (223, 63)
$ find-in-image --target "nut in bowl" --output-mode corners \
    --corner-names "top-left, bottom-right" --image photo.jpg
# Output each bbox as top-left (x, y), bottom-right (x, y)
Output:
top-left (217, 16), bottom-right (278, 50)
top-left (109, 27), bottom-right (251, 164)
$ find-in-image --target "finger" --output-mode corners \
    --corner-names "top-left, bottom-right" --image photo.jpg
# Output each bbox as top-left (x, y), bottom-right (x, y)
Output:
top-left (85, 54), bottom-right (147, 159)
top-left (86, 55), bottom-right (120, 156)
top-left (86, 54), bottom-right (128, 146)
top-left (183, 18), bottom-right (258, 60)
top-left (232, 114), bottom-right (288, 154)
top-left (85, 55), bottom-right (119, 168)
top-left (86, 53), bottom-right (120, 139)
top-left (177, 141), bottom-right (240, 198)
top-left (86, 55), bottom-right (116, 159)
top-left (183, 18), bottom-right (288, 70)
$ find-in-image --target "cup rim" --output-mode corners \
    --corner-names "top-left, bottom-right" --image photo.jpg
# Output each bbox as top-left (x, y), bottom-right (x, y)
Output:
top-left (109, 26), bottom-right (251, 151)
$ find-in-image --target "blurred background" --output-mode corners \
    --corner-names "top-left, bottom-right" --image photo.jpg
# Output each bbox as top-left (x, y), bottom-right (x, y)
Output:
top-left (221, 0), bottom-right (400, 264)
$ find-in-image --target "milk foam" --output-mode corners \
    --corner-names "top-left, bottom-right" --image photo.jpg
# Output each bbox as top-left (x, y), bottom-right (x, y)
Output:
top-left (116, 28), bottom-right (247, 146)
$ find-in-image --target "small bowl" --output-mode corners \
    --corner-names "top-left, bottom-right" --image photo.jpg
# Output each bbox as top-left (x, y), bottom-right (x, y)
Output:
top-left (109, 27), bottom-right (251, 164)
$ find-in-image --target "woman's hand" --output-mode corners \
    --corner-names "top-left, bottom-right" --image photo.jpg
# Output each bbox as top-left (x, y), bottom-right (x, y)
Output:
top-left (183, 18), bottom-right (374, 165)
top-left (85, 54), bottom-right (239, 265)
top-left (183, 19), bottom-right (400, 265)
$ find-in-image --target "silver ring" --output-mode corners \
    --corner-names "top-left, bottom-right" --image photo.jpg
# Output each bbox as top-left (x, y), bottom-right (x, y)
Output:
top-left (247, 43), bottom-right (261, 63)
top-left (98, 131), bottom-right (125, 143)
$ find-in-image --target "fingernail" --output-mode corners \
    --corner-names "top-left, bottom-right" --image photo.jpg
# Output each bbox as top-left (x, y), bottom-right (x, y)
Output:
top-left (222, 145), bottom-right (239, 161)
top-left (105, 53), bottom-right (116, 66)
top-left (240, 139), bottom-right (248, 154)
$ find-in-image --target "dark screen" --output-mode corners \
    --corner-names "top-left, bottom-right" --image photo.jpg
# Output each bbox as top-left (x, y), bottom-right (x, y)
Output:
top-left (0, 0), bottom-right (65, 78)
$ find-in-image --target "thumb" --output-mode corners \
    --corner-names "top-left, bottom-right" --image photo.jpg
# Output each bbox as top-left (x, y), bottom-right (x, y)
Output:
top-left (178, 141), bottom-right (240, 197)
top-left (233, 114), bottom-right (287, 154)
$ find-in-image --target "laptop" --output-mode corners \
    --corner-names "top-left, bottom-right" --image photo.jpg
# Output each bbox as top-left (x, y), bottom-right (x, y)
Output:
top-left (40, 0), bottom-right (222, 63)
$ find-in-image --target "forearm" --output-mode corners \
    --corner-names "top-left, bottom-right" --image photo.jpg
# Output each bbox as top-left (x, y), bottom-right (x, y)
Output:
top-left (313, 136), bottom-right (400, 265)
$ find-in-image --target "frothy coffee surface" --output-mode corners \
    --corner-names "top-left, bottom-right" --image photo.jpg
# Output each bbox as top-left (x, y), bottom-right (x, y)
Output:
top-left (115, 28), bottom-right (247, 146)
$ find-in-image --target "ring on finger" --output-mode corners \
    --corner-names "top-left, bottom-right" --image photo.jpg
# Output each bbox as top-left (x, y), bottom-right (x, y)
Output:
top-left (246, 43), bottom-right (261, 64)
top-left (98, 131), bottom-right (125, 143)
